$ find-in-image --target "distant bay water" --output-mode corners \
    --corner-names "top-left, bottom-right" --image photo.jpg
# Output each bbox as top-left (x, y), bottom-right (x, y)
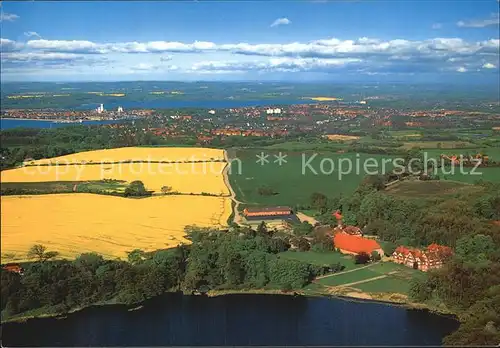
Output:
top-left (2, 293), bottom-right (459, 346)
top-left (0, 119), bottom-right (124, 130)
top-left (1, 99), bottom-right (321, 129)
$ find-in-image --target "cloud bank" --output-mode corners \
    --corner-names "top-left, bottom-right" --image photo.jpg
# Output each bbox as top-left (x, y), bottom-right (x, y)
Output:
top-left (1, 35), bottom-right (499, 78)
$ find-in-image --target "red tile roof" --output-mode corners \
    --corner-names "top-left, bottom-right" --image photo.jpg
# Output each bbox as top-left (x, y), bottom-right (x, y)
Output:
top-left (333, 210), bottom-right (343, 220)
top-left (334, 233), bottom-right (381, 254)
top-left (2, 264), bottom-right (23, 273)
top-left (394, 244), bottom-right (453, 262)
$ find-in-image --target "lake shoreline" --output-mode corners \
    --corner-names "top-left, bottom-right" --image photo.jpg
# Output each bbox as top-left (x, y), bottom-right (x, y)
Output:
top-left (2, 288), bottom-right (459, 324)
top-left (1, 118), bottom-right (84, 122)
top-left (207, 288), bottom-right (458, 318)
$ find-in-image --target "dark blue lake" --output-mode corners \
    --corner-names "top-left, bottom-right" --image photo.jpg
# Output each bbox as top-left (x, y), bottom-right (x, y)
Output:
top-left (1, 293), bottom-right (459, 346)
top-left (0, 119), bottom-right (124, 130)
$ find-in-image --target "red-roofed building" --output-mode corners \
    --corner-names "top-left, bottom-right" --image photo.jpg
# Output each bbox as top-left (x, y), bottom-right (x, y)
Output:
top-left (333, 233), bottom-right (383, 256)
top-left (392, 244), bottom-right (453, 272)
top-left (333, 210), bottom-right (343, 221)
top-left (2, 263), bottom-right (24, 275)
top-left (332, 210), bottom-right (343, 227)
top-left (333, 225), bottom-right (362, 236)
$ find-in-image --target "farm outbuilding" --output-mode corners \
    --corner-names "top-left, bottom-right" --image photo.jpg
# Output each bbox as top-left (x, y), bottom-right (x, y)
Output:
top-left (242, 206), bottom-right (298, 231)
top-left (243, 206), bottom-right (294, 218)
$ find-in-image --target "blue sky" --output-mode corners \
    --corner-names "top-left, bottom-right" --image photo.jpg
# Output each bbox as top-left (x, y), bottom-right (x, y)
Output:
top-left (1, 0), bottom-right (499, 82)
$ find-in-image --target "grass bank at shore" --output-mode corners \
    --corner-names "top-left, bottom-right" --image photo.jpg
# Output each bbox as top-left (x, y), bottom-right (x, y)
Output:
top-left (208, 287), bottom-right (457, 318)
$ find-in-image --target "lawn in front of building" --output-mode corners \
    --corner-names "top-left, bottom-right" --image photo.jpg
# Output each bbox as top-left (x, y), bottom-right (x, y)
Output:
top-left (279, 250), bottom-right (360, 271)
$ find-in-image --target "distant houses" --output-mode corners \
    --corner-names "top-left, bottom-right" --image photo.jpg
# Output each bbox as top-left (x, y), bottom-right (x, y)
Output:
top-left (392, 244), bottom-right (453, 272)
top-left (440, 153), bottom-right (489, 166)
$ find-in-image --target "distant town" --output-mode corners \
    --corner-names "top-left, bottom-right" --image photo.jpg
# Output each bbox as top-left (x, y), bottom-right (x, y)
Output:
top-left (2, 102), bottom-right (499, 144)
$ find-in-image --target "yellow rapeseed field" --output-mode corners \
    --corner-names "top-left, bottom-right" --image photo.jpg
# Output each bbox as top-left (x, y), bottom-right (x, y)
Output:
top-left (1, 162), bottom-right (229, 195)
top-left (1, 194), bottom-right (232, 262)
top-left (30, 147), bottom-right (225, 165)
top-left (324, 134), bottom-right (361, 141)
top-left (304, 97), bottom-right (343, 101)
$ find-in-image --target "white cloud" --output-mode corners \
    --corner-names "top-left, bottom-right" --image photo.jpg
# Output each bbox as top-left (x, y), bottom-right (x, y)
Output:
top-left (129, 62), bottom-right (178, 72)
top-left (482, 62), bottom-right (497, 69)
top-left (160, 55), bottom-right (173, 61)
top-left (0, 38), bottom-right (24, 52)
top-left (270, 17), bottom-right (291, 27)
top-left (25, 39), bottom-right (217, 54)
top-left (26, 39), bottom-right (107, 54)
top-left (191, 57), bottom-right (362, 74)
top-left (457, 13), bottom-right (500, 28)
top-left (24, 32), bottom-right (42, 39)
top-left (431, 23), bottom-right (442, 29)
top-left (21, 37), bottom-right (500, 60)
top-left (456, 66), bottom-right (467, 72)
top-left (1, 52), bottom-right (85, 65)
top-left (130, 63), bottom-right (159, 71)
top-left (0, 12), bottom-right (19, 22)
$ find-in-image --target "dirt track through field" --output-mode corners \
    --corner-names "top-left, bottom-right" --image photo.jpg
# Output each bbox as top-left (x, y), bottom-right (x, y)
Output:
top-left (315, 262), bottom-right (380, 280)
top-left (336, 271), bottom-right (398, 288)
top-left (223, 150), bottom-right (243, 224)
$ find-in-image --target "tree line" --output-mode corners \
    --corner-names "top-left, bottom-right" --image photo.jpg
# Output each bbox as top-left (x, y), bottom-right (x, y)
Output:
top-left (1, 225), bottom-right (345, 321)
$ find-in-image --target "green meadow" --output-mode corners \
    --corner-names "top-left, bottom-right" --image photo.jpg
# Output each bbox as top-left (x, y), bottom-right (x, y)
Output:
top-left (229, 150), bottom-right (397, 206)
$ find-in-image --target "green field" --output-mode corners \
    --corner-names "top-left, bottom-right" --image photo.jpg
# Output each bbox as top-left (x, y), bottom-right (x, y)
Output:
top-left (400, 141), bottom-right (478, 150)
top-left (354, 276), bottom-right (412, 294)
top-left (229, 150), bottom-right (397, 206)
top-left (280, 251), bottom-right (425, 296)
top-left (387, 130), bottom-right (423, 139)
top-left (279, 250), bottom-right (360, 270)
top-left (316, 261), bottom-right (425, 295)
top-left (317, 268), bottom-right (381, 286)
top-left (263, 141), bottom-right (347, 152)
top-left (385, 180), bottom-right (483, 198)
top-left (441, 167), bottom-right (500, 184)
